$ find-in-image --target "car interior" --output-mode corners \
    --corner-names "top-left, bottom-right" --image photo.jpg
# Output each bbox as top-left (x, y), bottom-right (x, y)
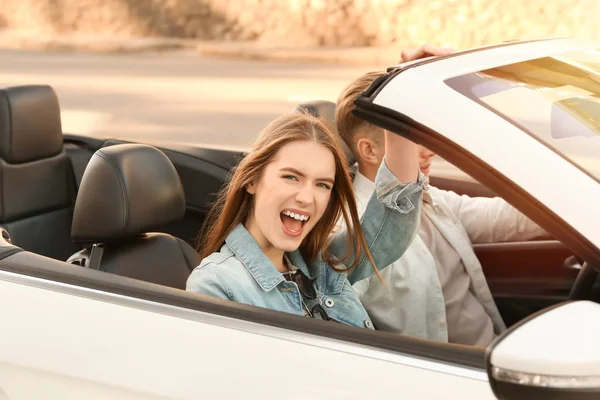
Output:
top-left (66, 143), bottom-right (200, 289)
top-left (0, 83), bottom-right (596, 344)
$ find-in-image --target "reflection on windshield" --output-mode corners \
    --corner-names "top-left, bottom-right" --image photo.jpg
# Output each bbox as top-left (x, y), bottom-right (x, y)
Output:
top-left (446, 48), bottom-right (600, 180)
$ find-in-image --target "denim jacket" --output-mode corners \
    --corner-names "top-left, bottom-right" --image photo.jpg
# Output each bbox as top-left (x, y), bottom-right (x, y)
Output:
top-left (186, 160), bottom-right (426, 329)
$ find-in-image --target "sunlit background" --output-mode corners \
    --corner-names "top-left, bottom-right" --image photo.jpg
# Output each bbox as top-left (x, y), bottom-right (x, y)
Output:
top-left (0, 0), bottom-right (597, 152)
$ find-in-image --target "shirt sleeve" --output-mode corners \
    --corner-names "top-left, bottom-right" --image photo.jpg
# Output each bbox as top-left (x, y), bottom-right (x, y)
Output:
top-left (436, 189), bottom-right (549, 244)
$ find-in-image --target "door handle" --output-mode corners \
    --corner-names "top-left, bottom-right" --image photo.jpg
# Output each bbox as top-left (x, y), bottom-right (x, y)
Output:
top-left (564, 255), bottom-right (584, 271)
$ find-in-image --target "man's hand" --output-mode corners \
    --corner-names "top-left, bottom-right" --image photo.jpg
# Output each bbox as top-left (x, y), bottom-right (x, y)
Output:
top-left (399, 44), bottom-right (455, 63)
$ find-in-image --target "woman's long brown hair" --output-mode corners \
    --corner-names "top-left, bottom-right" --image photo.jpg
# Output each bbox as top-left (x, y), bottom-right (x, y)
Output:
top-left (198, 112), bottom-right (378, 275)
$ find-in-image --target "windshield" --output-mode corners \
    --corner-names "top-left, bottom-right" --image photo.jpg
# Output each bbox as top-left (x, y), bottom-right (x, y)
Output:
top-left (445, 48), bottom-right (600, 181)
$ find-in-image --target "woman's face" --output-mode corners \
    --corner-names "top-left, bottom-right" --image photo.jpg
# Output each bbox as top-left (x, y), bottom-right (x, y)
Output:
top-left (245, 140), bottom-right (335, 255)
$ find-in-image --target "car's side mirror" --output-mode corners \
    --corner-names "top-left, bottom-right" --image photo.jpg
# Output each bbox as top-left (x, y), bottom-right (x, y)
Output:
top-left (486, 301), bottom-right (600, 400)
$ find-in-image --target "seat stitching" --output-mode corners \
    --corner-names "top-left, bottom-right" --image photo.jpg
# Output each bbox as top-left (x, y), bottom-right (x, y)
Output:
top-left (96, 151), bottom-right (129, 231)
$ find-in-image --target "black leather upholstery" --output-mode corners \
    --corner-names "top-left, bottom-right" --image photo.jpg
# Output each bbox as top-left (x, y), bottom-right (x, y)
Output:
top-left (292, 100), bottom-right (356, 165)
top-left (71, 143), bottom-right (186, 243)
top-left (5, 208), bottom-right (75, 260)
top-left (0, 153), bottom-right (73, 221)
top-left (0, 85), bottom-right (79, 260)
top-left (64, 142), bottom-right (95, 190)
top-left (0, 85), bottom-right (63, 164)
top-left (68, 233), bottom-right (199, 289)
top-left (69, 143), bottom-right (200, 289)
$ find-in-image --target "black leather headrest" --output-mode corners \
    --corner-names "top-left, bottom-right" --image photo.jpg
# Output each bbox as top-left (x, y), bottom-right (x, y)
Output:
top-left (292, 100), bottom-right (356, 165)
top-left (71, 144), bottom-right (186, 243)
top-left (0, 85), bottom-right (63, 164)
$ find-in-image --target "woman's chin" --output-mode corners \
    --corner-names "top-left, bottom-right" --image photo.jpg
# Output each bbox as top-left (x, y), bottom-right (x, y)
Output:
top-left (275, 238), bottom-right (302, 253)
top-left (272, 232), bottom-right (304, 253)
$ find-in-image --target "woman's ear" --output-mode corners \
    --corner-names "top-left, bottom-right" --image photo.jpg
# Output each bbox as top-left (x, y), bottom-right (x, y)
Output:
top-left (246, 181), bottom-right (256, 195)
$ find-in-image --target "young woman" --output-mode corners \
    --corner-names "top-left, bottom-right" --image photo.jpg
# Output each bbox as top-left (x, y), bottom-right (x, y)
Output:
top-left (186, 112), bottom-right (426, 328)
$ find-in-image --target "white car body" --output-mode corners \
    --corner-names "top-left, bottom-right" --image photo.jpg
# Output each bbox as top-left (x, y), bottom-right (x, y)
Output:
top-left (0, 272), bottom-right (490, 399)
top-left (1, 37), bottom-right (600, 399)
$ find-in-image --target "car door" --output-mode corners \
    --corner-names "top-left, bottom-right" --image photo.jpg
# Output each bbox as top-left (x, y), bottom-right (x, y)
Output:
top-left (0, 248), bottom-right (495, 400)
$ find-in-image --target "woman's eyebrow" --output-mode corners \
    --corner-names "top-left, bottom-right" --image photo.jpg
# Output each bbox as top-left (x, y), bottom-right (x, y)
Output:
top-left (279, 167), bottom-right (335, 184)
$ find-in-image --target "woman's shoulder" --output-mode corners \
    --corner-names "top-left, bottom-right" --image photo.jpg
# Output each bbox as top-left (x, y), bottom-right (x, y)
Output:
top-left (193, 244), bottom-right (241, 274)
top-left (186, 245), bottom-right (247, 297)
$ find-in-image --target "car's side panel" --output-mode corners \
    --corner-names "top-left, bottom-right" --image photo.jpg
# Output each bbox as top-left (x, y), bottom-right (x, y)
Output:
top-left (474, 240), bottom-right (576, 326)
top-left (0, 273), bottom-right (495, 400)
top-left (476, 241), bottom-right (575, 291)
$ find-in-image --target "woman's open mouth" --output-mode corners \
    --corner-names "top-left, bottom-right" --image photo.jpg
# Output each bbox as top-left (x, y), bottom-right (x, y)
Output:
top-left (280, 209), bottom-right (310, 238)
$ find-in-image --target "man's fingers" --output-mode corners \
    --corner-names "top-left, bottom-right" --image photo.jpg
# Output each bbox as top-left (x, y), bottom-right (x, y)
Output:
top-left (399, 44), bottom-right (457, 63)
top-left (399, 47), bottom-right (426, 63)
top-left (423, 44), bottom-right (456, 56)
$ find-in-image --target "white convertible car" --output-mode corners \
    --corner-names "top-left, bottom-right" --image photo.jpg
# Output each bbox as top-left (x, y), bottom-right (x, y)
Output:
top-left (1, 37), bottom-right (600, 399)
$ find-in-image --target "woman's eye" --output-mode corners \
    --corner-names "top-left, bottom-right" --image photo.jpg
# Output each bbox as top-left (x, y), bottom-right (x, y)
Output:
top-left (282, 175), bottom-right (298, 181)
top-left (317, 183), bottom-right (332, 190)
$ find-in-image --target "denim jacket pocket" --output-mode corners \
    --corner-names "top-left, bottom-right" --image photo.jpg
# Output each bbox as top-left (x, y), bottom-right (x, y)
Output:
top-left (324, 268), bottom-right (347, 295)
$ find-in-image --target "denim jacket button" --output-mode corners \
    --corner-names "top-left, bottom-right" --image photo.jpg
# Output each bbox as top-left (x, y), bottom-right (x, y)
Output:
top-left (365, 320), bottom-right (373, 329)
top-left (325, 299), bottom-right (334, 308)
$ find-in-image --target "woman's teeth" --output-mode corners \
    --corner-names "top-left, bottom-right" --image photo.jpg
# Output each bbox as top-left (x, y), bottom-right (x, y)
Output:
top-left (281, 210), bottom-right (309, 221)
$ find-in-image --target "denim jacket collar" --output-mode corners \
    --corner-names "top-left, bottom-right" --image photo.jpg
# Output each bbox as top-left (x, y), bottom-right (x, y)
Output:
top-left (225, 224), bottom-right (315, 291)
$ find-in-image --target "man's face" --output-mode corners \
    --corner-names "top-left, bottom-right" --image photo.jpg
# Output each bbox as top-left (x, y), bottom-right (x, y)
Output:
top-left (417, 145), bottom-right (436, 179)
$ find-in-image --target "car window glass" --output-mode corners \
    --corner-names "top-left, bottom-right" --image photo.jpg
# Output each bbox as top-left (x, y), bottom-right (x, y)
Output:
top-left (445, 49), bottom-right (600, 181)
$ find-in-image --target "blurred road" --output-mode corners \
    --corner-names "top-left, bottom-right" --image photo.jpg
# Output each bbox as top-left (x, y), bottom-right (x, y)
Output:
top-left (0, 49), bottom-right (378, 149)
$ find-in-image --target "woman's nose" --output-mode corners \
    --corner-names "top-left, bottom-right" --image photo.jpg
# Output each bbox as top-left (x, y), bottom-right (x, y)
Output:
top-left (295, 184), bottom-right (314, 205)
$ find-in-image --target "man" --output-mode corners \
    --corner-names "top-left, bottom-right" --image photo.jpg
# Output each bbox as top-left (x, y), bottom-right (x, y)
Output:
top-left (335, 70), bottom-right (547, 346)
